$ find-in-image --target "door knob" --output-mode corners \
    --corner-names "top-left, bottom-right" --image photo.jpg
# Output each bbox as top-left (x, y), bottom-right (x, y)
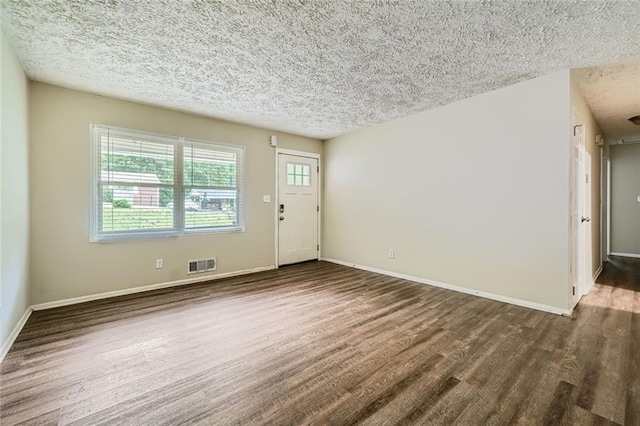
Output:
top-left (581, 217), bottom-right (591, 223)
top-left (279, 216), bottom-right (285, 221)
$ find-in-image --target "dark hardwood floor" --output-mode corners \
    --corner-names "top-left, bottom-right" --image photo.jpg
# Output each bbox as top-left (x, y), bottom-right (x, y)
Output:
top-left (1, 258), bottom-right (638, 425)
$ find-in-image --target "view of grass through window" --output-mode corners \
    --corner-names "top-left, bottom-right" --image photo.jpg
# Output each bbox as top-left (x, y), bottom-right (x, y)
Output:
top-left (94, 127), bottom-right (243, 239)
top-left (101, 207), bottom-right (233, 231)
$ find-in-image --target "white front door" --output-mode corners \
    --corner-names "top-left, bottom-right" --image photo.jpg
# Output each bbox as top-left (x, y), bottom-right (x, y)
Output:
top-left (278, 153), bottom-right (319, 266)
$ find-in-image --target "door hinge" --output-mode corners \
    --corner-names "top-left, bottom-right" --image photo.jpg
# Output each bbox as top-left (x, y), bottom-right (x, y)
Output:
top-left (317, 244), bottom-right (319, 251)
top-left (573, 124), bottom-right (583, 136)
top-left (317, 165), bottom-right (319, 173)
top-left (572, 286), bottom-right (575, 296)
top-left (317, 205), bottom-right (319, 212)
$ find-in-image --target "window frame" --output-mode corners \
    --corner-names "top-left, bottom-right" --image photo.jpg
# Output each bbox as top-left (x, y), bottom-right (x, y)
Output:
top-left (90, 124), bottom-right (245, 243)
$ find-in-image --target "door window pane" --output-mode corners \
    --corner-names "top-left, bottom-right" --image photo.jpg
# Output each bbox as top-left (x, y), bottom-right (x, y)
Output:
top-left (286, 162), bottom-right (312, 187)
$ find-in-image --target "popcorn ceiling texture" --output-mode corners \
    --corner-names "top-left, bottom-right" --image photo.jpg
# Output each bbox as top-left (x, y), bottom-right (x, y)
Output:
top-left (1, 1), bottom-right (640, 139)
top-left (574, 64), bottom-right (640, 142)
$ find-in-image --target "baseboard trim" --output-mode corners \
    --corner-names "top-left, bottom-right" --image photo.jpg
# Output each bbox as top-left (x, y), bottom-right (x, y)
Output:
top-left (0, 307), bottom-right (32, 363)
top-left (592, 265), bottom-right (603, 283)
top-left (320, 258), bottom-right (570, 316)
top-left (586, 265), bottom-right (603, 295)
top-left (609, 252), bottom-right (640, 259)
top-left (31, 265), bottom-right (276, 311)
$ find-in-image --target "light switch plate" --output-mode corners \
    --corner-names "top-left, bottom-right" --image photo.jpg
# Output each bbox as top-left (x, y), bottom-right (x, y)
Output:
top-left (263, 195), bottom-right (271, 203)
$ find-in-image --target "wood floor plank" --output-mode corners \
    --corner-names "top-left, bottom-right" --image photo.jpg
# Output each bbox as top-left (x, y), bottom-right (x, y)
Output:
top-left (542, 380), bottom-right (575, 425)
top-left (1, 258), bottom-right (639, 425)
top-left (627, 289), bottom-right (640, 425)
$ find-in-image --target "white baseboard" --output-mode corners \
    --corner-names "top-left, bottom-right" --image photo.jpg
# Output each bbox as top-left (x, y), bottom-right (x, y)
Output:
top-left (609, 252), bottom-right (640, 259)
top-left (31, 265), bottom-right (276, 311)
top-left (585, 265), bottom-right (603, 295)
top-left (320, 258), bottom-right (571, 316)
top-left (593, 265), bottom-right (603, 282)
top-left (0, 307), bottom-right (32, 363)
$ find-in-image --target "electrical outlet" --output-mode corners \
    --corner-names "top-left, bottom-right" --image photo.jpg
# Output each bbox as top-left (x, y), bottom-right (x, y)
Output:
top-left (388, 249), bottom-right (395, 259)
top-left (263, 195), bottom-right (271, 203)
top-left (156, 259), bottom-right (163, 269)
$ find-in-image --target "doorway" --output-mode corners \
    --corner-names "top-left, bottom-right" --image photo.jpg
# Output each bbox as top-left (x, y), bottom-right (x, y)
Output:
top-left (277, 151), bottom-right (320, 266)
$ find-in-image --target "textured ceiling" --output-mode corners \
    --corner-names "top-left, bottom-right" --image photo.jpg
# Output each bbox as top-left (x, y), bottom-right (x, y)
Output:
top-left (574, 64), bottom-right (640, 142)
top-left (2, 1), bottom-right (640, 139)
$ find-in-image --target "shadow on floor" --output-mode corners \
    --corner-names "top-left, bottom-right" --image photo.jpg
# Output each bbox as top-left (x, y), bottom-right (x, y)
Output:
top-left (596, 256), bottom-right (640, 291)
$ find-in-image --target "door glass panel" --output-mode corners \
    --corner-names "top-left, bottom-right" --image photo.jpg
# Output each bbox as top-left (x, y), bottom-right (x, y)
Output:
top-left (286, 162), bottom-right (312, 187)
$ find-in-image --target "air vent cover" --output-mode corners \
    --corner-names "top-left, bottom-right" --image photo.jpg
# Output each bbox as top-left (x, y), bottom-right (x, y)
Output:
top-left (187, 257), bottom-right (217, 274)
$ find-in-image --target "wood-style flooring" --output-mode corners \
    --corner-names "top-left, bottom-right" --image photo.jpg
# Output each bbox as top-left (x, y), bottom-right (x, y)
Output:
top-left (1, 258), bottom-right (639, 425)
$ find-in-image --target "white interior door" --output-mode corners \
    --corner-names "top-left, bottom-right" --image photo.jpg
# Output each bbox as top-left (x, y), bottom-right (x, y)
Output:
top-left (278, 153), bottom-right (319, 266)
top-left (571, 124), bottom-right (589, 308)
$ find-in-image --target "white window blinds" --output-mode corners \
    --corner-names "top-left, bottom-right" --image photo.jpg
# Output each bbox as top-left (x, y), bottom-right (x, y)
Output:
top-left (91, 124), bottom-right (244, 242)
top-left (183, 141), bottom-right (244, 231)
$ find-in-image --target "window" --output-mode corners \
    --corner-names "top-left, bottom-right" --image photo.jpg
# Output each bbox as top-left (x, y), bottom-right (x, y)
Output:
top-left (286, 162), bottom-right (311, 186)
top-left (91, 124), bottom-right (244, 242)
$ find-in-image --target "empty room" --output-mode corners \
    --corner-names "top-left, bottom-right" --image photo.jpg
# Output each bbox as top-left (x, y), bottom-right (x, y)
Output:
top-left (1, 1), bottom-right (639, 425)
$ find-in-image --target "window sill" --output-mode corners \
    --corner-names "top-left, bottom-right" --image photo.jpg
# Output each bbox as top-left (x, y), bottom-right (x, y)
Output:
top-left (91, 226), bottom-right (244, 243)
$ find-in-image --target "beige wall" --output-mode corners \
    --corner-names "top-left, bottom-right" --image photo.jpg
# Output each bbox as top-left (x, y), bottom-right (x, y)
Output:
top-left (569, 75), bottom-right (603, 278)
top-left (1, 29), bottom-right (30, 346)
top-left (610, 143), bottom-right (640, 255)
top-left (29, 82), bottom-right (321, 304)
top-left (323, 71), bottom-right (572, 311)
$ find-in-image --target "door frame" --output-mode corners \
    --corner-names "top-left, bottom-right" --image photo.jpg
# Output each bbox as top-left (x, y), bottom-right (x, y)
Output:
top-left (569, 121), bottom-right (588, 310)
top-left (274, 148), bottom-right (321, 268)
top-left (604, 142), bottom-right (611, 258)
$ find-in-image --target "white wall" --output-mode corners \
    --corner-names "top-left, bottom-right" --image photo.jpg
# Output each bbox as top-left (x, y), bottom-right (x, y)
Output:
top-left (0, 29), bottom-right (30, 347)
top-left (29, 83), bottom-right (322, 304)
top-left (569, 74), bottom-right (603, 278)
top-left (323, 71), bottom-right (572, 311)
top-left (610, 143), bottom-right (640, 256)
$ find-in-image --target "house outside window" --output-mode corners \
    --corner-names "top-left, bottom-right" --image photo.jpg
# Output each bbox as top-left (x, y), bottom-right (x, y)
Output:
top-left (90, 124), bottom-right (244, 242)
